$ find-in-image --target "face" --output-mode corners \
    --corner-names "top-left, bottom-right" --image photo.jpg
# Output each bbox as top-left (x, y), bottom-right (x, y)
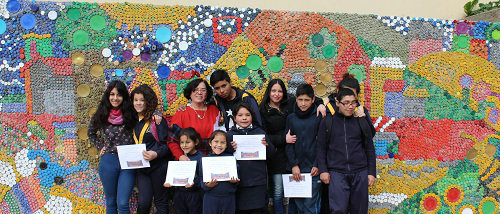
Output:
top-left (234, 107), bottom-right (252, 128)
top-left (213, 80), bottom-right (232, 99)
top-left (296, 94), bottom-right (314, 112)
top-left (269, 83), bottom-right (284, 104)
top-left (190, 82), bottom-right (207, 104)
top-left (180, 135), bottom-right (197, 155)
top-left (336, 95), bottom-right (358, 116)
top-left (210, 134), bottom-right (227, 155)
top-left (109, 88), bottom-right (123, 108)
top-left (133, 93), bottom-right (145, 114)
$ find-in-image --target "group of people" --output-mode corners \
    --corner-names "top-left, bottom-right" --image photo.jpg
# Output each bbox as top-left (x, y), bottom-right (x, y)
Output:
top-left (88, 69), bottom-right (377, 214)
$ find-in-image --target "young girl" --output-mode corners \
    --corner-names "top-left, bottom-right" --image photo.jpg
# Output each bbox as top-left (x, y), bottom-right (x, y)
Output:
top-left (164, 128), bottom-right (204, 214)
top-left (201, 130), bottom-right (239, 214)
top-left (87, 80), bottom-right (136, 214)
top-left (228, 102), bottom-right (275, 214)
top-left (130, 84), bottom-right (171, 214)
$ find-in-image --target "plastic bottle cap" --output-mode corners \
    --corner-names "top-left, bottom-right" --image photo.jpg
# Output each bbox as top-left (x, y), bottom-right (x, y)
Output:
top-left (132, 48), bottom-right (140, 56)
top-left (312, 34), bottom-right (324, 47)
top-left (6, 0), bottom-right (21, 13)
top-left (156, 27), bottom-right (172, 43)
top-left (236, 66), bottom-right (250, 79)
top-left (20, 14), bottom-right (37, 30)
top-left (245, 54), bottom-right (262, 70)
top-left (67, 8), bottom-right (80, 21)
top-left (73, 30), bottom-right (89, 46)
top-left (0, 20), bottom-right (6, 35)
top-left (48, 11), bottom-right (58, 20)
top-left (179, 41), bottom-right (188, 50)
top-left (157, 65), bottom-right (170, 78)
top-left (102, 48), bottom-right (112, 57)
top-left (268, 56), bottom-right (283, 73)
top-left (90, 15), bottom-right (105, 31)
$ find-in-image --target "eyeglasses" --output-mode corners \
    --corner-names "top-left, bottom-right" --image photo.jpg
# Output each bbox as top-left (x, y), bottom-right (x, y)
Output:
top-left (339, 100), bottom-right (359, 107)
top-left (193, 88), bottom-right (207, 93)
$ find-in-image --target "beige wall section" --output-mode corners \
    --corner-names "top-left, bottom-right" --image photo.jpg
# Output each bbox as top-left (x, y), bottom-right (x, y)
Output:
top-left (39, 0), bottom-right (489, 20)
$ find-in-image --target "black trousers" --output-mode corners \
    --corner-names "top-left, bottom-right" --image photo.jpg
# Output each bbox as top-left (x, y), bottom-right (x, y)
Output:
top-left (137, 162), bottom-right (169, 214)
top-left (328, 170), bottom-right (368, 214)
top-left (174, 190), bottom-right (203, 214)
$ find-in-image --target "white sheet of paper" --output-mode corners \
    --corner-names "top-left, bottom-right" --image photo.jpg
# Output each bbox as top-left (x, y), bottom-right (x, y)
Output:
top-left (233, 135), bottom-right (266, 160)
top-left (202, 156), bottom-right (238, 182)
top-left (116, 144), bottom-right (150, 169)
top-left (282, 174), bottom-right (312, 198)
top-left (165, 161), bottom-right (197, 186)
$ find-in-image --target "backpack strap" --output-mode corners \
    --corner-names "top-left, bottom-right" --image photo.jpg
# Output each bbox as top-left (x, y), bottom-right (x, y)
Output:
top-left (324, 110), bottom-right (334, 146)
top-left (326, 102), bottom-right (335, 115)
top-left (150, 120), bottom-right (160, 143)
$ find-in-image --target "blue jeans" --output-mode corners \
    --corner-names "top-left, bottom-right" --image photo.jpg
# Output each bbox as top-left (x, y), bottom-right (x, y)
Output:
top-left (98, 153), bottom-right (136, 214)
top-left (272, 174), bottom-right (284, 214)
top-left (290, 176), bottom-right (321, 214)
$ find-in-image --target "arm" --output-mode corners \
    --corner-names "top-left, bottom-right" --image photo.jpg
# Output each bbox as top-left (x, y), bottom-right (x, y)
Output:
top-left (154, 119), bottom-right (170, 159)
top-left (87, 118), bottom-right (104, 150)
top-left (247, 96), bottom-right (262, 127)
top-left (364, 107), bottom-right (376, 137)
top-left (285, 117), bottom-right (299, 168)
top-left (265, 134), bottom-right (276, 160)
top-left (360, 118), bottom-right (376, 176)
top-left (316, 118), bottom-right (328, 174)
top-left (226, 132), bottom-right (235, 154)
top-left (167, 123), bottom-right (185, 160)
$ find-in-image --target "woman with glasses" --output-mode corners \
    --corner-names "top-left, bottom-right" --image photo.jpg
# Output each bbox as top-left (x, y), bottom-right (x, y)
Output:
top-left (168, 79), bottom-right (222, 159)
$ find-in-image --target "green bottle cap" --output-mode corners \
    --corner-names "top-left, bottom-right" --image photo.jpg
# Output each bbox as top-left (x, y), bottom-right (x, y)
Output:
top-left (90, 15), bottom-right (106, 31)
top-left (268, 56), bottom-right (283, 73)
top-left (322, 45), bottom-right (335, 58)
top-left (67, 8), bottom-right (81, 21)
top-left (246, 54), bottom-right (262, 70)
top-left (73, 30), bottom-right (89, 46)
top-left (312, 34), bottom-right (324, 47)
top-left (236, 66), bottom-right (250, 79)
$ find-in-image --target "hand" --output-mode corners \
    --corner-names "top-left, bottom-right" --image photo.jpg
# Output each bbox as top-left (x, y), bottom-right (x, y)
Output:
top-left (142, 150), bottom-right (158, 161)
top-left (310, 167), bottom-right (319, 177)
top-left (231, 141), bottom-right (237, 150)
top-left (320, 172), bottom-right (330, 184)
top-left (177, 104), bottom-right (187, 112)
top-left (163, 183), bottom-right (172, 188)
top-left (229, 177), bottom-right (240, 183)
top-left (152, 114), bottom-right (162, 125)
top-left (179, 155), bottom-right (191, 161)
top-left (292, 166), bottom-right (302, 182)
top-left (185, 183), bottom-right (194, 188)
top-left (261, 137), bottom-right (269, 146)
top-left (354, 106), bottom-right (366, 117)
top-left (205, 179), bottom-right (218, 187)
top-left (286, 130), bottom-right (296, 144)
top-left (317, 104), bottom-right (327, 117)
top-left (368, 175), bottom-right (376, 186)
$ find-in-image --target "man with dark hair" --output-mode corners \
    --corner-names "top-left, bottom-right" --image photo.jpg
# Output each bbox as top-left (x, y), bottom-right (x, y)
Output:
top-left (210, 69), bottom-right (262, 130)
top-left (285, 83), bottom-right (322, 214)
top-left (316, 88), bottom-right (376, 214)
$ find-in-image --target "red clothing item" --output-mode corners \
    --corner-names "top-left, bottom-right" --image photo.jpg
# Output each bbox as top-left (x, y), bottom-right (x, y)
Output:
top-left (168, 104), bottom-right (220, 158)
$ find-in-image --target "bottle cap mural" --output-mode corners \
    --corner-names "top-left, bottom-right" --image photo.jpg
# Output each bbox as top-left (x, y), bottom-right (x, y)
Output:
top-left (0, 0), bottom-right (500, 213)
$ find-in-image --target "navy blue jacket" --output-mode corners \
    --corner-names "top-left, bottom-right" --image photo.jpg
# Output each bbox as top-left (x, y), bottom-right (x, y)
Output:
top-left (200, 153), bottom-right (238, 196)
top-left (316, 111), bottom-right (377, 176)
top-left (133, 117), bottom-right (171, 170)
top-left (227, 126), bottom-right (275, 187)
top-left (285, 105), bottom-right (321, 173)
top-left (214, 86), bottom-right (262, 130)
top-left (177, 151), bottom-right (204, 192)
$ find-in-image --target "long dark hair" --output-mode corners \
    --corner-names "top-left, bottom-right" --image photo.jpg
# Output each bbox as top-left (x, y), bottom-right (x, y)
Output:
top-left (130, 84), bottom-right (158, 121)
top-left (259, 79), bottom-right (288, 111)
top-left (90, 80), bottom-right (136, 130)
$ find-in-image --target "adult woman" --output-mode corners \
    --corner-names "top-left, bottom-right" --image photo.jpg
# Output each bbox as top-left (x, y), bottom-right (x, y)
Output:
top-left (259, 79), bottom-right (325, 214)
top-left (168, 78), bottom-right (222, 159)
top-left (130, 84), bottom-right (171, 214)
top-left (87, 80), bottom-right (136, 214)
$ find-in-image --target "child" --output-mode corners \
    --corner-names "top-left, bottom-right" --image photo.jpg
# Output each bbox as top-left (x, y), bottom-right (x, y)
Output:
top-left (316, 88), bottom-right (376, 214)
top-left (201, 130), bottom-right (240, 214)
top-left (164, 128), bottom-right (204, 214)
top-left (285, 84), bottom-right (322, 214)
top-left (227, 102), bottom-right (275, 214)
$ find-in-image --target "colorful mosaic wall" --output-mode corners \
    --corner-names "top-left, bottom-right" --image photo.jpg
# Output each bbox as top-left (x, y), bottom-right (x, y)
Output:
top-left (0, 0), bottom-right (500, 213)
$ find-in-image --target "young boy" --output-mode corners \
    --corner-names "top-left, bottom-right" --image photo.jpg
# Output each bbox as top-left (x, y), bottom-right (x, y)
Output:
top-left (210, 69), bottom-right (262, 130)
top-left (285, 84), bottom-right (322, 214)
top-left (316, 88), bottom-right (376, 214)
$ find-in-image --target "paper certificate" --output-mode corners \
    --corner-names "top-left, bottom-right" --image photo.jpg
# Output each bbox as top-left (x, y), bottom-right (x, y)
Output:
top-left (116, 144), bottom-right (150, 169)
top-left (233, 135), bottom-right (266, 160)
top-left (165, 161), bottom-right (197, 186)
top-left (282, 174), bottom-right (312, 198)
top-left (202, 156), bottom-right (238, 182)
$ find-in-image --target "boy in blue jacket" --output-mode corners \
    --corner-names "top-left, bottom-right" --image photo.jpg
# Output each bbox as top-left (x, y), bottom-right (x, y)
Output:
top-left (285, 84), bottom-right (322, 214)
top-left (316, 88), bottom-right (376, 214)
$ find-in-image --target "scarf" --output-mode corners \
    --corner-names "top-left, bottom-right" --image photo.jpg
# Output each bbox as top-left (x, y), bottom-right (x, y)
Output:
top-left (108, 109), bottom-right (124, 125)
top-left (294, 103), bottom-right (315, 119)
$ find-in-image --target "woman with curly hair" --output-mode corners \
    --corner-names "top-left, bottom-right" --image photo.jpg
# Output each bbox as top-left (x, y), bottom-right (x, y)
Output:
top-left (130, 84), bottom-right (171, 214)
top-left (168, 78), bottom-right (222, 159)
top-left (87, 80), bottom-right (137, 214)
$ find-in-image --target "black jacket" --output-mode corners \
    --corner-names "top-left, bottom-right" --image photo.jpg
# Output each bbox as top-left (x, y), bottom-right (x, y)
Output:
top-left (260, 96), bottom-right (324, 174)
top-left (214, 86), bottom-right (262, 130)
top-left (285, 104), bottom-right (321, 173)
top-left (316, 110), bottom-right (377, 176)
top-left (133, 117), bottom-right (171, 171)
top-left (227, 126), bottom-right (275, 187)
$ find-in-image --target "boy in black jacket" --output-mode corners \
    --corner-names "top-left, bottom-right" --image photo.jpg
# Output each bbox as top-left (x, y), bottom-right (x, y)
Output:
top-left (210, 69), bottom-right (262, 130)
top-left (316, 88), bottom-right (376, 214)
top-left (285, 84), bottom-right (322, 214)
